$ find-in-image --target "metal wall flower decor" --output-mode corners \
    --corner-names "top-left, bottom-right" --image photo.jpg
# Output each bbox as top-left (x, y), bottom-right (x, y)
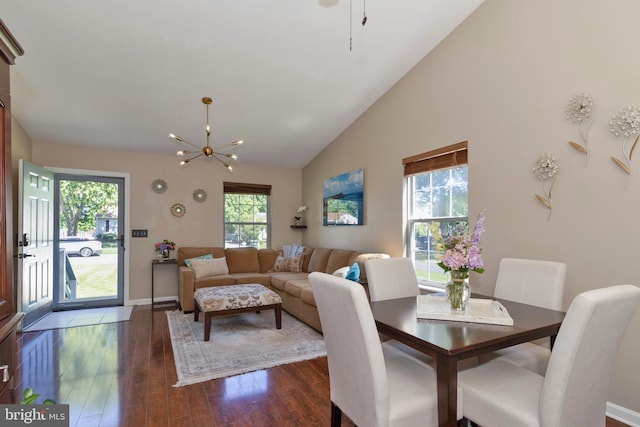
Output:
top-left (533, 154), bottom-right (559, 220)
top-left (609, 104), bottom-right (640, 188)
top-left (566, 93), bottom-right (595, 161)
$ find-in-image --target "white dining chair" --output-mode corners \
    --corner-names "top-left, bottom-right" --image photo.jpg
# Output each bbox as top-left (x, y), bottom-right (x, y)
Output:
top-left (363, 256), bottom-right (439, 363)
top-left (479, 258), bottom-right (567, 375)
top-left (364, 257), bottom-right (419, 302)
top-left (309, 272), bottom-right (462, 427)
top-left (459, 284), bottom-right (640, 427)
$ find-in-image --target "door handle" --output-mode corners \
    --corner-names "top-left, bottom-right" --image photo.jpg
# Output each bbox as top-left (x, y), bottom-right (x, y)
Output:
top-left (19, 253), bottom-right (35, 259)
top-left (0, 365), bottom-right (9, 383)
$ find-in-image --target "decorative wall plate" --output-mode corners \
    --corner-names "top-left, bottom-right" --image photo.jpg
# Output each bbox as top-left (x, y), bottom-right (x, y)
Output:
top-left (151, 178), bottom-right (168, 193)
top-left (193, 188), bottom-right (207, 203)
top-left (170, 203), bottom-right (186, 217)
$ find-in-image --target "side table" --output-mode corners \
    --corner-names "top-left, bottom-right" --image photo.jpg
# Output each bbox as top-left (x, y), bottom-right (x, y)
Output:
top-left (152, 258), bottom-right (180, 311)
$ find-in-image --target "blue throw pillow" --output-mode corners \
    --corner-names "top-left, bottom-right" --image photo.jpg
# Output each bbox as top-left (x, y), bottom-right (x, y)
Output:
top-left (184, 253), bottom-right (213, 267)
top-left (345, 262), bottom-right (360, 282)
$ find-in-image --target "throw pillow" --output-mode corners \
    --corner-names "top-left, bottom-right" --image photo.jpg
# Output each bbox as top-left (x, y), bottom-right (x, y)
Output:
top-left (184, 253), bottom-right (213, 267)
top-left (332, 266), bottom-right (350, 279)
top-left (272, 255), bottom-right (303, 273)
top-left (189, 257), bottom-right (229, 279)
top-left (345, 262), bottom-right (360, 282)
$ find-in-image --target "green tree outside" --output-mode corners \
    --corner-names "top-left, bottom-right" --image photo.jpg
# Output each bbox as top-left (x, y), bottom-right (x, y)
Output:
top-left (59, 180), bottom-right (118, 237)
top-left (224, 193), bottom-right (268, 247)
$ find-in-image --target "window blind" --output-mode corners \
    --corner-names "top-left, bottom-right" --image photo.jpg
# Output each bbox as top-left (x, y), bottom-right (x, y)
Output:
top-left (402, 141), bottom-right (468, 176)
top-left (223, 182), bottom-right (271, 195)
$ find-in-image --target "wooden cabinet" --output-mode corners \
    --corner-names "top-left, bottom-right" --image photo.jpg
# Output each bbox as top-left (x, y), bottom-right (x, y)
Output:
top-left (0, 19), bottom-right (24, 404)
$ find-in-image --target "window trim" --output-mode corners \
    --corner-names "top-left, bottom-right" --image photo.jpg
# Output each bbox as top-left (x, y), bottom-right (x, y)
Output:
top-left (403, 142), bottom-right (469, 289)
top-left (223, 182), bottom-right (271, 249)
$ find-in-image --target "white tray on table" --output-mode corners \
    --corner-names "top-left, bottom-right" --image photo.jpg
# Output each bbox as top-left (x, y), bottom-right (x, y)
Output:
top-left (416, 295), bottom-right (514, 326)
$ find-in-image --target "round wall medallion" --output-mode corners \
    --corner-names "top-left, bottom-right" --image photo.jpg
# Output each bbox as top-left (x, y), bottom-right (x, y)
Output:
top-left (193, 188), bottom-right (207, 203)
top-left (170, 203), bottom-right (186, 217)
top-left (151, 179), bottom-right (168, 193)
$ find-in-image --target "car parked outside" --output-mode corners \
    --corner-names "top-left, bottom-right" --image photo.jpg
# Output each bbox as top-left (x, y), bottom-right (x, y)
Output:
top-left (59, 237), bottom-right (102, 257)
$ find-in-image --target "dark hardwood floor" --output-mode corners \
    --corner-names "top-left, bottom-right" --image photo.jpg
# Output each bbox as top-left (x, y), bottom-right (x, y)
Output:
top-left (14, 305), bottom-right (630, 427)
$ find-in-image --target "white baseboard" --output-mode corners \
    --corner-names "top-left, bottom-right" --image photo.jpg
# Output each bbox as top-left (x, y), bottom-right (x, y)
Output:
top-left (608, 402), bottom-right (640, 427)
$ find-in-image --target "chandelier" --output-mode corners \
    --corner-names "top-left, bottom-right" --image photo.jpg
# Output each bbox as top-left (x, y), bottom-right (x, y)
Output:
top-left (169, 97), bottom-right (243, 171)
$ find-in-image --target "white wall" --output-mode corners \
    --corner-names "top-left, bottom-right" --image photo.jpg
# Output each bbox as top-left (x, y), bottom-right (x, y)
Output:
top-left (302, 0), bottom-right (640, 413)
top-left (31, 141), bottom-right (302, 302)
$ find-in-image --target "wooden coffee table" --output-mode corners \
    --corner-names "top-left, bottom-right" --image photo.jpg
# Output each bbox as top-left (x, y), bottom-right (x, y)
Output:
top-left (194, 284), bottom-right (282, 341)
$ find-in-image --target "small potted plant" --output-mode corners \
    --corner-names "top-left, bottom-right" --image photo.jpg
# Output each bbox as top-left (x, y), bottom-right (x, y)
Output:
top-left (293, 206), bottom-right (307, 226)
top-left (155, 239), bottom-right (176, 259)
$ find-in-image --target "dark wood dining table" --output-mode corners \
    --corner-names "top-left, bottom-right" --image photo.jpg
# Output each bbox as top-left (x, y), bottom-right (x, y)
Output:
top-left (370, 294), bottom-right (566, 427)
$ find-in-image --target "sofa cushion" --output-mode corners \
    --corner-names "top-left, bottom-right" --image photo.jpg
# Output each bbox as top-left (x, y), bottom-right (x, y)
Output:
top-left (301, 247), bottom-right (315, 272)
top-left (325, 249), bottom-right (356, 273)
top-left (272, 255), bottom-right (303, 272)
top-left (178, 247), bottom-right (225, 266)
top-left (307, 247), bottom-right (332, 273)
top-left (194, 275), bottom-right (236, 289)
top-left (231, 272), bottom-right (272, 286)
top-left (271, 272), bottom-right (309, 291)
top-left (190, 257), bottom-right (229, 279)
top-left (345, 262), bottom-right (360, 281)
top-left (184, 253), bottom-right (213, 267)
top-left (300, 287), bottom-right (316, 307)
top-left (284, 279), bottom-right (311, 298)
top-left (258, 249), bottom-right (279, 273)
top-left (333, 266), bottom-right (350, 278)
top-left (225, 247), bottom-right (260, 273)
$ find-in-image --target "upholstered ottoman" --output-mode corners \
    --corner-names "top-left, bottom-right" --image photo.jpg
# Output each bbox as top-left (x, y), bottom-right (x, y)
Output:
top-left (194, 284), bottom-right (282, 341)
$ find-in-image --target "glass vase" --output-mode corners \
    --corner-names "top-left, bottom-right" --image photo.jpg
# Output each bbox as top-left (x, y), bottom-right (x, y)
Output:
top-left (161, 249), bottom-right (170, 259)
top-left (446, 270), bottom-right (470, 311)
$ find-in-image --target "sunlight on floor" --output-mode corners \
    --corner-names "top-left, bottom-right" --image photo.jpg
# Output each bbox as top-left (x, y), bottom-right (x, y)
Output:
top-left (23, 306), bottom-right (133, 332)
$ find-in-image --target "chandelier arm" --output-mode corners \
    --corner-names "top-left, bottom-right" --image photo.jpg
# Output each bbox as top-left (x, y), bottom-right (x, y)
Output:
top-left (214, 140), bottom-right (244, 151)
top-left (183, 152), bottom-right (204, 164)
top-left (175, 137), bottom-right (201, 150)
top-left (212, 154), bottom-right (232, 170)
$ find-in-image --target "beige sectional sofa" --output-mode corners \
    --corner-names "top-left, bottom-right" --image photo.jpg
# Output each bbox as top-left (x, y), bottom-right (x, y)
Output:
top-left (177, 246), bottom-right (387, 331)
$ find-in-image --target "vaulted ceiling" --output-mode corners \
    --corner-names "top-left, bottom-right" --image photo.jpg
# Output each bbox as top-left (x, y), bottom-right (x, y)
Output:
top-left (1, 1), bottom-right (483, 168)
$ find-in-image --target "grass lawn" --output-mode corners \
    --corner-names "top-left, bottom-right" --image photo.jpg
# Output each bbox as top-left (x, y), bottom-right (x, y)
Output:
top-left (71, 257), bottom-right (118, 299)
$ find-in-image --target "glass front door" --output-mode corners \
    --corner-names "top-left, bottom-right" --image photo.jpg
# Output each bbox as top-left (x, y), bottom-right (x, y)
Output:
top-left (53, 174), bottom-right (124, 309)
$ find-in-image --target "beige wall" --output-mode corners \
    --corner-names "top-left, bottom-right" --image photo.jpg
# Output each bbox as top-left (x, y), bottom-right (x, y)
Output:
top-left (302, 0), bottom-right (640, 413)
top-left (30, 141), bottom-right (302, 301)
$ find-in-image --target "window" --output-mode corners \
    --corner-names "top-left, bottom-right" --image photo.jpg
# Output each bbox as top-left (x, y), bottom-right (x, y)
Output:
top-left (403, 142), bottom-right (468, 288)
top-left (223, 182), bottom-right (271, 249)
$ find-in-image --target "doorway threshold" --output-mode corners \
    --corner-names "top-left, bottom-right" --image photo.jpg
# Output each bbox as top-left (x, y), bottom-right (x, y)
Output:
top-left (22, 306), bottom-right (133, 332)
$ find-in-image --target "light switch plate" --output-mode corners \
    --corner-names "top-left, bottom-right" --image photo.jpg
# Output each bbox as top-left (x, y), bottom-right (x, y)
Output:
top-left (132, 229), bottom-right (148, 238)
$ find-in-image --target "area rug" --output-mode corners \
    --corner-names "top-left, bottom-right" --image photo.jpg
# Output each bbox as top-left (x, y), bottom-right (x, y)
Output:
top-left (166, 310), bottom-right (326, 386)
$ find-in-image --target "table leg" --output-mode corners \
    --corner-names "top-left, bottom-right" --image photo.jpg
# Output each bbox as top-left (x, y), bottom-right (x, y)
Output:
top-left (204, 312), bottom-right (212, 342)
top-left (436, 354), bottom-right (458, 427)
top-left (275, 304), bottom-right (282, 329)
